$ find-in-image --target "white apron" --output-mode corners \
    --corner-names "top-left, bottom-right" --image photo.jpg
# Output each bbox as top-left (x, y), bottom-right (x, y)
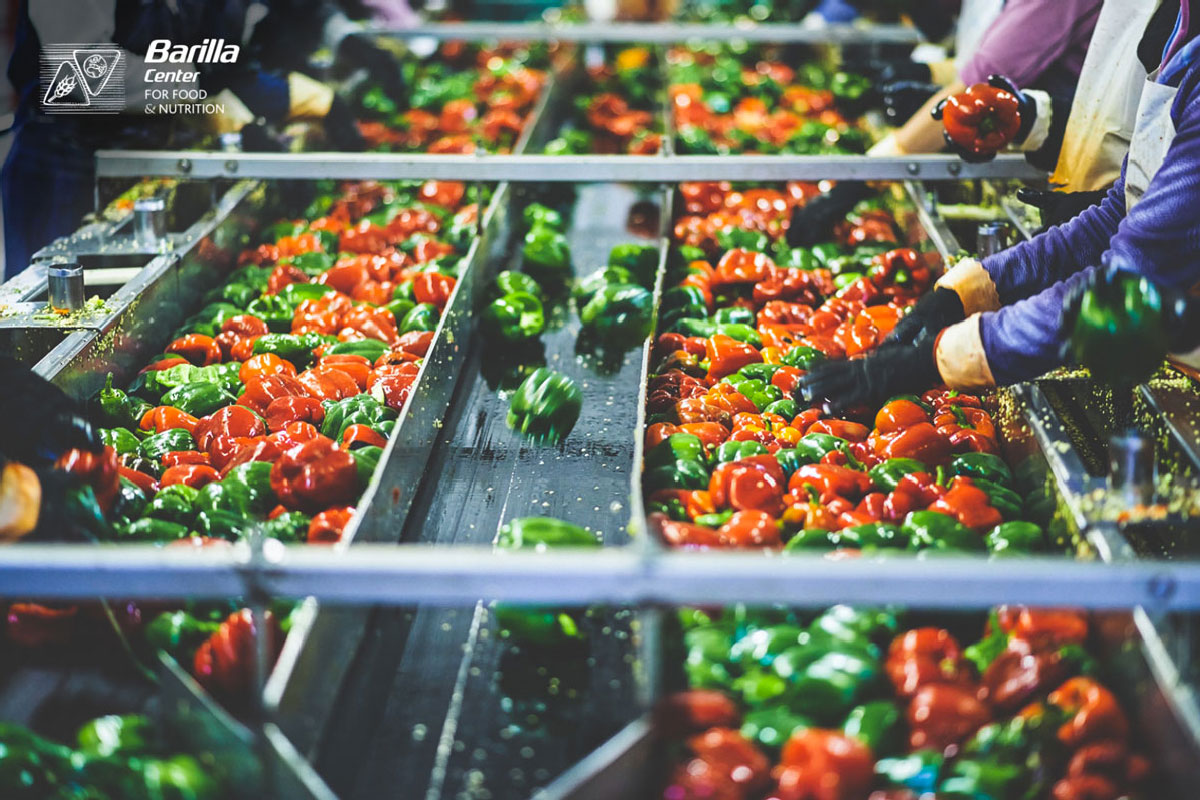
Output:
top-left (953, 0), bottom-right (1005, 73)
top-left (1123, 71), bottom-right (1179, 210)
top-left (1051, 0), bottom-right (1161, 192)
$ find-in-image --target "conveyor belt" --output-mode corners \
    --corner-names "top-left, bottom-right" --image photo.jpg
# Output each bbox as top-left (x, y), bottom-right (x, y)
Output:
top-left (307, 183), bottom-right (663, 799)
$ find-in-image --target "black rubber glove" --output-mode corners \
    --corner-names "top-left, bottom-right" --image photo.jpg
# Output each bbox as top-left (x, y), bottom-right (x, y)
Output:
top-left (0, 356), bottom-right (98, 467)
top-left (337, 35), bottom-right (406, 107)
top-left (785, 182), bottom-right (875, 248)
top-left (933, 75), bottom-right (1038, 164)
top-left (884, 286), bottom-right (966, 348)
top-left (239, 123), bottom-right (286, 153)
top-left (1016, 188), bottom-right (1109, 229)
top-left (882, 80), bottom-right (942, 126)
top-left (323, 95), bottom-right (366, 151)
top-left (795, 330), bottom-right (941, 414)
top-left (845, 58), bottom-right (933, 85)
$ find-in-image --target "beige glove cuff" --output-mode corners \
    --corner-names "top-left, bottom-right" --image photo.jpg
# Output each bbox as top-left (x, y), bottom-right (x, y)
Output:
top-left (868, 134), bottom-right (906, 157)
top-left (287, 72), bottom-right (335, 121)
top-left (935, 314), bottom-right (997, 392)
top-left (0, 462), bottom-right (41, 542)
top-left (928, 59), bottom-right (958, 87)
top-left (935, 257), bottom-right (1001, 315)
top-left (206, 90), bottom-right (254, 135)
top-left (1018, 90), bottom-right (1053, 152)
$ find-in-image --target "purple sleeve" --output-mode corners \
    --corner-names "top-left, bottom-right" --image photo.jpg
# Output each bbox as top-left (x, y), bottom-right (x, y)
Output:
top-left (980, 178), bottom-right (1125, 303)
top-left (959, 0), bottom-right (1100, 87)
top-left (980, 64), bottom-right (1200, 385)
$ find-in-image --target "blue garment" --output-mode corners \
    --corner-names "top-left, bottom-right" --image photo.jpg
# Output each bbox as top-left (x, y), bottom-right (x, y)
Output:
top-left (813, 0), bottom-right (859, 23)
top-left (977, 45), bottom-right (1200, 384)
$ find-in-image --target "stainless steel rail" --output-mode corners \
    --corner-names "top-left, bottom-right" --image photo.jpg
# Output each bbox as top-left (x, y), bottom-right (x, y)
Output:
top-left (359, 20), bottom-right (923, 44)
top-left (95, 151), bottom-right (1047, 182)
top-left (3, 545), bottom-right (1200, 611)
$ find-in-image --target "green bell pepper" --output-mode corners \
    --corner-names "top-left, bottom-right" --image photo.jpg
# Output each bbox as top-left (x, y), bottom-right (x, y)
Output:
top-left (938, 759), bottom-right (1026, 799)
top-left (139, 429), bottom-right (196, 462)
top-left (716, 226), bottom-right (771, 254)
top-left (385, 298), bottom-right (416, 327)
top-left (774, 448), bottom-right (808, 478)
top-left (646, 433), bottom-right (707, 469)
top-left (986, 521), bottom-right (1045, 555)
top-left (580, 283), bottom-right (653, 344)
top-left (573, 266), bottom-right (635, 306)
top-left (607, 243), bottom-right (659, 287)
top-left (204, 281), bottom-right (256, 308)
top-left (660, 285), bottom-right (708, 326)
top-left (95, 374), bottom-right (152, 429)
top-left (161, 382), bottom-right (237, 417)
top-left (716, 323), bottom-right (762, 348)
top-left (645, 458), bottom-right (709, 492)
top-left (1067, 268), bottom-right (1169, 385)
top-left (223, 461), bottom-right (274, 508)
top-left (253, 333), bottom-right (320, 368)
top-left (279, 281), bottom-right (331, 306)
top-left (496, 516), bottom-right (599, 550)
top-left (848, 522), bottom-right (906, 549)
top-left (227, 264), bottom-right (272, 291)
top-left (876, 751), bottom-right (943, 795)
top-left (321, 395), bottom-right (398, 443)
top-left (775, 247), bottom-right (820, 271)
top-left (972, 477), bottom-right (1023, 520)
top-left (783, 527), bottom-right (838, 551)
top-left (179, 302), bottom-right (241, 337)
top-left (111, 479), bottom-right (148, 524)
top-left (76, 715), bottom-right (152, 758)
top-left (903, 510), bottom-right (984, 551)
top-left (869, 458), bottom-right (927, 492)
top-left (507, 367), bottom-right (582, 440)
top-left (669, 316), bottom-right (717, 338)
top-left (812, 605), bottom-right (897, 647)
top-left (116, 517), bottom-right (190, 542)
top-left (523, 203), bottom-right (564, 232)
top-left (262, 511), bottom-right (312, 543)
top-left (950, 452), bottom-right (1014, 486)
top-left (794, 432), bottom-right (854, 464)
top-left (326, 339), bottom-right (390, 361)
top-left (763, 398), bottom-right (798, 419)
top-left (353, 445), bottom-right (384, 488)
top-left (713, 440), bottom-right (769, 465)
top-left (135, 362), bottom-right (242, 399)
top-left (245, 294), bottom-right (294, 333)
top-left (735, 363), bottom-right (781, 382)
top-left (843, 701), bottom-right (903, 756)
top-left (485, 291), bottom-right (545, 342)
top-left (401, 302), bottom-right (439, 334)
top-left (147, 484), bottom-right (199, 526)
top-left (141, 754), bottom-right (219, 798)
top-left (713, 306), bottom-right (755, 327)
top-left (194, 508), bottom-right (247, 541)
top-left (789, 659), bottom-right (862, 723)
top-left (494, 270), bottom-right (543, 299)
top-left (780, 345), bottom-right (827, 370)
top-left (741, 707), bottom-right (813, 752)
top-left (731, 624), bottom-right (806, 667)
top-left (731, 378), bottom-right (781, 411)
top-left (99, 427), bottom-right (141, 456)
top-left (522, 227), bottom-right (571, 277)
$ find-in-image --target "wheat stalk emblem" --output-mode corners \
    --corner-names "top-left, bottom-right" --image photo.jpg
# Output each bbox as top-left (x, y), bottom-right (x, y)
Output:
top-left (52, 74), bottom-right (76, 100)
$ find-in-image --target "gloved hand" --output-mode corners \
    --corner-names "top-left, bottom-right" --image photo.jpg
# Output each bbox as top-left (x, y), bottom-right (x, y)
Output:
top-left (1016, 188), bottom-right (1109, 229)
top-left (239, 123), bottom-right (286, 153)
top-left (0, 357), bottom-right (99, 467)
top-left (323, 95), bottom-right (366, 151)
top-left (1061, 264), bottom-right (1200, 384)
top-left (884, 286), bottom-right (966, 348)
top-left (844, 57), bottom-right (933, 85)
top-left (881, 80), bottom-right (943, 126)
top-left (933, 75), bottom-right (1035, 163)
top-left (337, 34), bottom-right (407, 107)
top-left (795, 329), bottom-right (941, 414)
top-left (785, 182), bottom-right (875, 248)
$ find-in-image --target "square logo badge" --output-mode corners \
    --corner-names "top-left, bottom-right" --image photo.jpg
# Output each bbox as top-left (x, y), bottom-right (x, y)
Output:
top-left (41, 44), bottom-right (124, 113)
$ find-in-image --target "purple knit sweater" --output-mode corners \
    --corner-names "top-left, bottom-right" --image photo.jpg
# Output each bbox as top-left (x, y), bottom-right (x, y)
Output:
top-left (978, 58), bottom-right (1200, 384)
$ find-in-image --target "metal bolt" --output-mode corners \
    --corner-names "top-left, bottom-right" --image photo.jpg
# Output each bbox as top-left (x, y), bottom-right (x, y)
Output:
top-left (1147, 573), bottom-right (1177, 603)
top-left (906, 162), bottom-right (920, 176)
top-left (177, 158), bottom-right (192, 175)
top-left (948, 162), bottom-right (962, 176)
top-left (225, 159), bottom-right (238, 174)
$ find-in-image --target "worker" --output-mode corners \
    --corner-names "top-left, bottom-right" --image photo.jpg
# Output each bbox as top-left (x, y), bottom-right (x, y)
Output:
top-left (1, 0), bottom-right (404, 278)
top-left (871, 0), bottom-right (1102, 166)
top-left (0, 356), bottom-right (101, 542)
top-left (797, 0), bottom-right (1200, 411)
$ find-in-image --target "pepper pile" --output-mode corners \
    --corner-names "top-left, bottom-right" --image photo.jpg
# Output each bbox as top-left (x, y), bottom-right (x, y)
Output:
top-left (661, 605), bottom-right (1151, 800)
top-left (0, 714), bottom-right (221, 798)
top-left (9, 179), bottom-right (472, 701)
top-left (643, 181), bottom-right (1052, 554)
top-left (354, 43), bottom-right (547, 154)
top-left (668, 47), bottom-right (872, 155)
top-left (544, 46), bottom-right (663, 156)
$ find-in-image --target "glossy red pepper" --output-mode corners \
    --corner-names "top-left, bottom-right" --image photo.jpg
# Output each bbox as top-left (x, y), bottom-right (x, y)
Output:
top-left (686, 727), bottom-right (771, 795)
top-left (874, 399), bottom-right (929, 435)
top-left (929, 476), bottom-right (1003, 531)
top-left (656, 514), bottom-right (725, 549)
top-left (308, 506), bottom-right (356, 544)
top-left (319, 354), bottom-right (372, 391)
top-left (717, 510), bottom-right (782, 548)
top-left (886, 627), bottom-right (970, 697)
top-left (297, 365), bottom-right (360, 402)
top-left (139, 355), bottom-right (188, 374)
top-left (789, 463), bottom-right (872, 503)
top-left (220, 437), bottom-right (285, 478)
top-left (340, 305), bottom-right (401, 346)
top-left (413, 272), bottom-right (457, 310)
top-left (655, 690), bottom-right (740, 737)
top-left (709, 455), bottom-right (787, 516)
top-left (873, 422), bottom-right (952, 466)
top-left (160, 463), bottom-right (220, 489)
top-left (6, 602), bottom-right (78, 647)
top-left (239, 352), bottom-right (297, 384)
top-left (933, 404), bottom-right (998, 452)
top-left (774, 729), bottom-right (874, 800)
top-left (807, 419), bottom-right (869, 442)
top-left (342, 424), bottom-right (388, 449)
top-left (139, 406), bottom-right (200, 435)
top-left (165, 333), bottom-right (222, 366)
top-left (194, 405), bottom-right (267, 452)
top-left (55, 445), bottom-right (120, 515)
top-left (265, 396), bottom-right (325, 432)
top-left (118, 465), bottom-right (159, 495)
top-left (705, 334), bottom-right (762, 381)
top-left (162, 450), bottom-right (210, 467)
top-left (713, 248), bottom-right (774, 285)
top-left (906, 683), bottom-right (991, 752)
top-left (193, 608), bottom-right (282, 700)
top-left (270, 439), bottom-right (358, 512)
top-left (394, 330), bottom-right (435, 359)
top-left (266, 262), bottom-right (308, 294)
top-left (939, 82), bottom-right (1022, 157)
top-left (1048, 677), bottom-right (1129, 749)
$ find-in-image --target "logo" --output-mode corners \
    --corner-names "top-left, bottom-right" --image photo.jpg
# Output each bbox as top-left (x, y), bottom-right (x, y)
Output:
top-left (41, 44), bottom-right (124, 113)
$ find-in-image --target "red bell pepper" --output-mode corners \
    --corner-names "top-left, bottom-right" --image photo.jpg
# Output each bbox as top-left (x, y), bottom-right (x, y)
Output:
top-left (194, 405), bottom-right (267, 451)
top-left (906, 683), bottom-right (991, 752)
top-left (938, 82), bottom-right (1022, 158)
top-left (886, 627), bottom-right (970, 697)
top-left (788, 463), bottom-right (872, 503)
top-left (1048, 677), bottom-right (1129, 749)
top-left (193, 608), bottom-right (282, 700)
top-left (239, 352), bottom-right (296, 384)
top-left (265, 396), bottom-right (325, 432)
top-left (270, 439), bottom-right (358, 512)
top-left (929, 476), bottom-right (1003, 531)
top-left (162, 450), bottom-right (210, 467)
top-left (161, 464), bottom-right (220, 489)
top-left (6, 602), bottom-right (78, 647)
top-left (774, 729), bottom-right (874, 800)
top-left (307, 506), bottom-right (356, 544)
top-left (873, 422), bottom-right (952, 466)
top-left (165, 333), bottom-right (222, 366)
top-left (717, 510), bottom-right (782, 548)
top-left (55, 446), bottom-right (120, 515)
top-left (709, 455), bottom-right (787, 516)
top-left (238, 373), bottom-right (309, 415)
top-left (139, 406), bottom-right (200, 435)
top-left (705, 334), bottom-right (762, 381)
